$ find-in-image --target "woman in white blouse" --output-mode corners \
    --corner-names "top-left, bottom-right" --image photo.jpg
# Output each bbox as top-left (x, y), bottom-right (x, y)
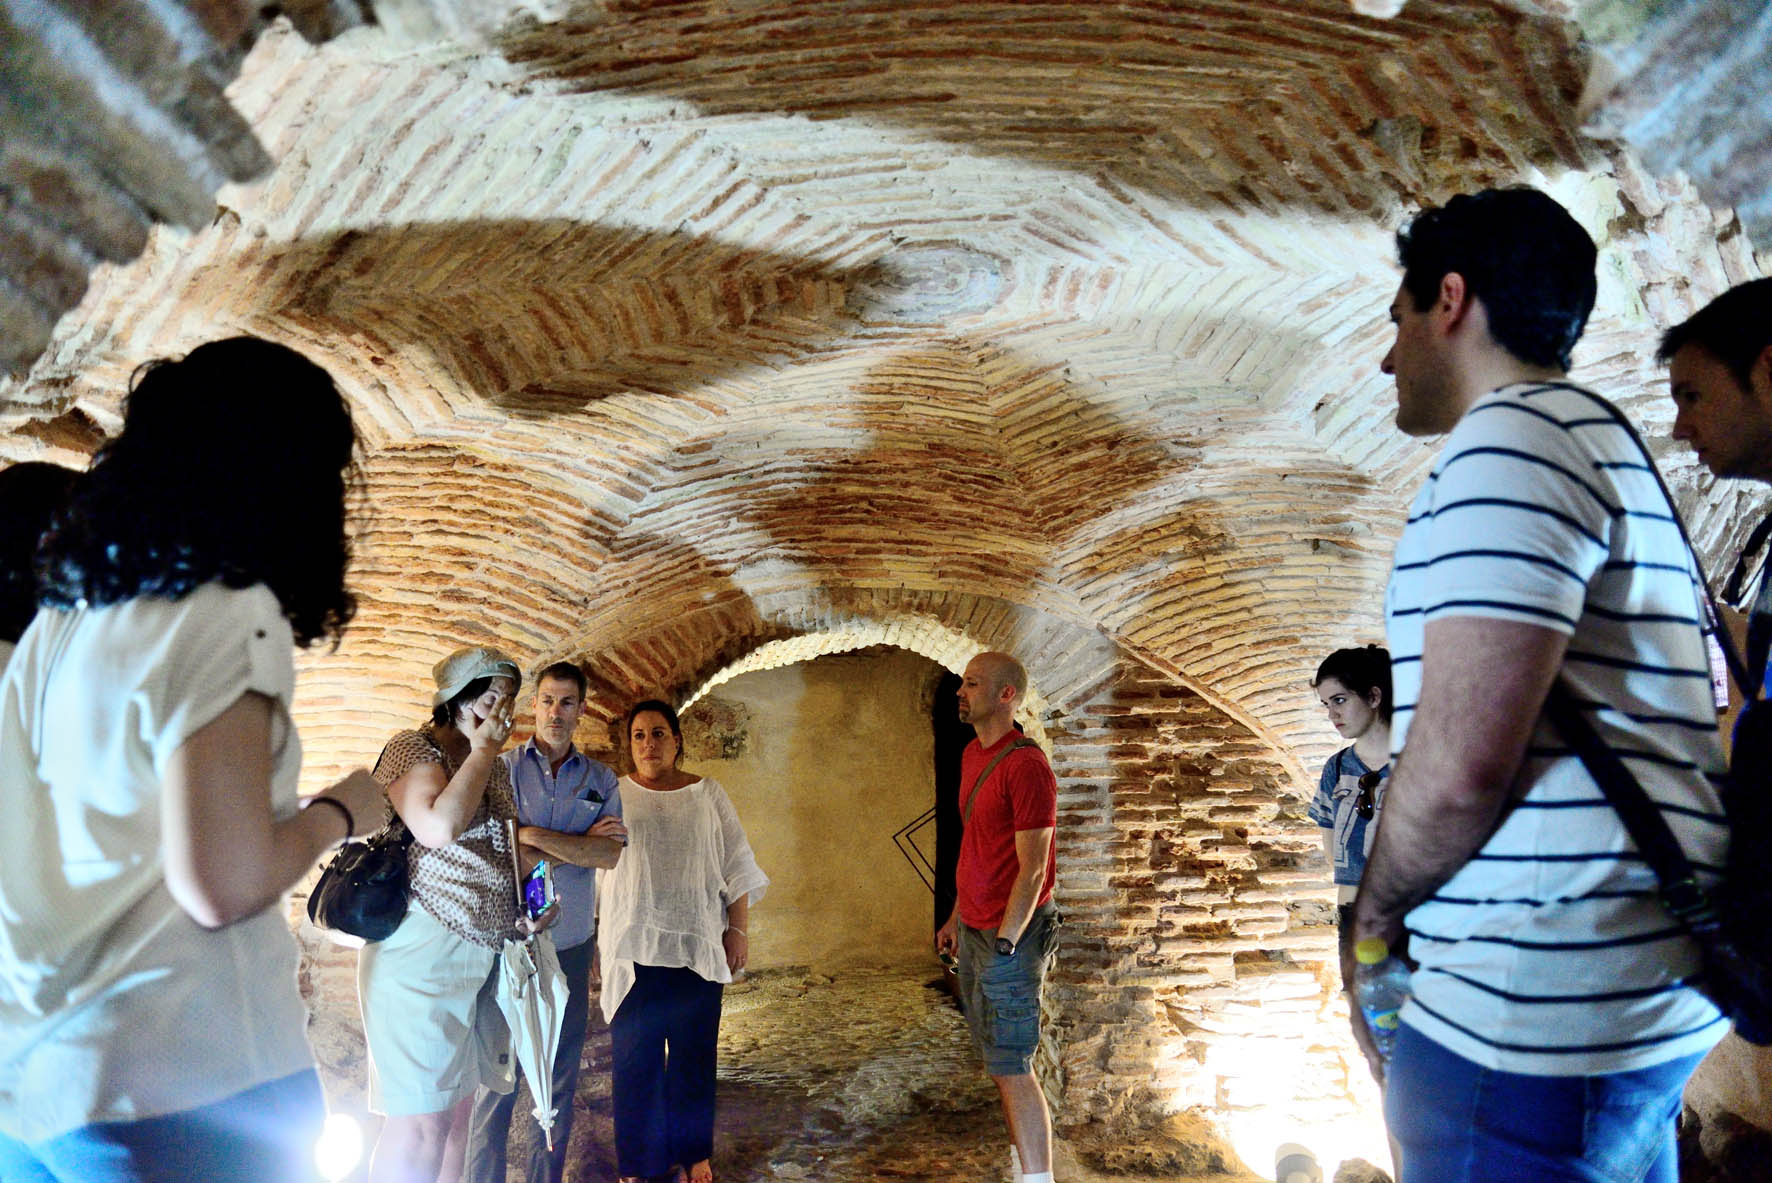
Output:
top-left (0, 338), bottom-right (386, 1183)
top-left (599, 700), bottom-right (767, 1183)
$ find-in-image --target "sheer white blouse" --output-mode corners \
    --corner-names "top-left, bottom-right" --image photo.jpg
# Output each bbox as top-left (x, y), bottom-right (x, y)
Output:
top-left (597, 775), bottom-right (767, 1021)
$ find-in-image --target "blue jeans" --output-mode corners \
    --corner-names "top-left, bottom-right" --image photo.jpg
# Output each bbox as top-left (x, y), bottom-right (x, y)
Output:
top-left (0, 1070), bottom-right (324, 1183)
top-left (1387, 1025), bottom-right (1704, 1183)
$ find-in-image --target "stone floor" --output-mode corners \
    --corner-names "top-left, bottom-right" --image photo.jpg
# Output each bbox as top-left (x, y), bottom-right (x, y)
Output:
top-left (299, 928), bottom-right (1769, 1183)
top-left (306, 949), bottom-right (1267, 1182)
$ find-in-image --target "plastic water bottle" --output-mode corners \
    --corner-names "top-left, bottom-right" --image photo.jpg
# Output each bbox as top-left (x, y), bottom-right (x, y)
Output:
top-left (1353, 936), bottom-right (1412, 1061)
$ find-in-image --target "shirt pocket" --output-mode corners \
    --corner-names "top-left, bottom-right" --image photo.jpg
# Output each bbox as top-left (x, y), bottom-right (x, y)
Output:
top-left (557, 795), bottom-right (605, 835)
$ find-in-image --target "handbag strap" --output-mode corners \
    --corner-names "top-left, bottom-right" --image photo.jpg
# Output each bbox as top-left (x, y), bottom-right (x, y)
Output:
top-left (1532, 385), bottom-right (1736, 931)
top-left (1543, 682), bottom-right (1721, 931)
top-left (963, 737), bottom-right (1041, 826)
top-left (367, 738), bottom-right (415, 847)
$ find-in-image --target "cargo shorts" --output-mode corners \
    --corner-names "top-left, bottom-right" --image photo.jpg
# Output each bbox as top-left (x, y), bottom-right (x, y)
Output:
top-left (956, 901), bottom-right (1060, 1076)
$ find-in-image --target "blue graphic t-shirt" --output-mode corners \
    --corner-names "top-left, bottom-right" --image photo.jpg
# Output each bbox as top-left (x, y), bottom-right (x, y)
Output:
top-left (1307, 747), bottom-right (1388, 886)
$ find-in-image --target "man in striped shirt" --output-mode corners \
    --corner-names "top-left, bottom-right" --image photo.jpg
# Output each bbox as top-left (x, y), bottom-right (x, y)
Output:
top-left (1351, 188), bottom-right (1729, 1182)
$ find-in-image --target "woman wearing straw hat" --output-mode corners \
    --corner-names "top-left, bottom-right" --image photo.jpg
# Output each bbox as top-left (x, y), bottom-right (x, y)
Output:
top-left (359, 646), bottom-right (557, 1183)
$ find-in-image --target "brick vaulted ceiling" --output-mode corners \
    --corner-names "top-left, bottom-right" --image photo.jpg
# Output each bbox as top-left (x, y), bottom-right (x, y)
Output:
top-left (1, 0), bottom-right (1766, 791)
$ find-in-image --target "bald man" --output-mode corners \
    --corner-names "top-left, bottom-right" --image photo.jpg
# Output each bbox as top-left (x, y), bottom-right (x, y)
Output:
top-left (936, 651), bottom-right (1060, 1183)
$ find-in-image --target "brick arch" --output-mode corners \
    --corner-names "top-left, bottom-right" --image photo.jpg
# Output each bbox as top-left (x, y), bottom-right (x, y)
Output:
top-left (677, 615), bottom-right (1055, 748)
top-left (541, 585), bottom-right (1307, 784)
top-left (529, 585), bottom-right (1358, 1147)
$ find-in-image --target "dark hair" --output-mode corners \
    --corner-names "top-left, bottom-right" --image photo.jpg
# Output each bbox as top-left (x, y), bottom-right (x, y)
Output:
top-left (0, 462), bottom-right (79, 643)
top-left (535, 660), bottom-right (588, 699)
top-left (1396, 188), bottom-right (1597, 371)
top-left (35, 337), bottom-right (360, 649)
top-left (625, 698), bottom-right (683, 766)
top-left (1656, 278), bottom-right (1772, 389)
top-left (1313, 645), bottom-right (1393, 724)
top-left (431, 676), bottom-right (496, 730)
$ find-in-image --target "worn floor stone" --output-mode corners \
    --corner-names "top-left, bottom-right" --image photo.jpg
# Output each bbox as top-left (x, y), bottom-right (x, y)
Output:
top-left (307, 954), bottom-right (1263, 1182)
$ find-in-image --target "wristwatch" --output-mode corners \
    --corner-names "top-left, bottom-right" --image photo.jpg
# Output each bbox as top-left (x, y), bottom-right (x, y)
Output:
top-left (995, 936), bottom-right (1015, 956)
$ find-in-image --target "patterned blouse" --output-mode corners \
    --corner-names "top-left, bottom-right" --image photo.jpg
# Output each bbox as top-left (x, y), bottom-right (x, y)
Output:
top-left (373, 727), bottom-right (520, 948)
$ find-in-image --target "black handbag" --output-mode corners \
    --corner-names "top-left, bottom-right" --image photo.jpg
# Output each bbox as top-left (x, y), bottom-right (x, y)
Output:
top-left (1540, 399), bottom-right (1772, 1044)
top-left (306, 820), bottom-right (413, 942)
top-left (306, 739), bottom-right (413, 943)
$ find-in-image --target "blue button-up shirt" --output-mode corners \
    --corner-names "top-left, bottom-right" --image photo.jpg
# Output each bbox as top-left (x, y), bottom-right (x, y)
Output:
top-left (502, 739), bottom-right (621, 950)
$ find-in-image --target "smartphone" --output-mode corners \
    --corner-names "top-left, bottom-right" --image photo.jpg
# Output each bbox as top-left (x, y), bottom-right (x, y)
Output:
top-left (522, 859), bottom-right (555, 920)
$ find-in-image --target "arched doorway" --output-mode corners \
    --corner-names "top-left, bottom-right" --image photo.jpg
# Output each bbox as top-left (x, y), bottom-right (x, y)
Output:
top-left (678, 645), bottom-right (950, 970)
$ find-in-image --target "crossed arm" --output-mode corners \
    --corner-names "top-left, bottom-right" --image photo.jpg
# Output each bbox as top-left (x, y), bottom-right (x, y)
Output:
top-left (518, 814), bottom-right (627, 869)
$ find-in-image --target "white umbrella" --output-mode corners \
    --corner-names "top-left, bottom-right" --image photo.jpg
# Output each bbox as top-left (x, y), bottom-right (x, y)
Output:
top-left (496, 932), bottom-right (570, 1150)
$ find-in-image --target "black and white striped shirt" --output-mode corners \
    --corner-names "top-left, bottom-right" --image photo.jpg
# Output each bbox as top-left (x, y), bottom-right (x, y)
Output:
top-left (1386, 381), bottom-right (1729, 1074)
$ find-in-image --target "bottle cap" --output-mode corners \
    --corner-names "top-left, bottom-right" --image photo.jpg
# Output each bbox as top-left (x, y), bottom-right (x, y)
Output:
top-left (1354, 936), bottom-right (1390, 966)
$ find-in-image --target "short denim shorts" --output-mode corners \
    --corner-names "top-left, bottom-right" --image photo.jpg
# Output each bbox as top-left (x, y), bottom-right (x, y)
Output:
top-left (956, 902), bottom-right (1060, 1076)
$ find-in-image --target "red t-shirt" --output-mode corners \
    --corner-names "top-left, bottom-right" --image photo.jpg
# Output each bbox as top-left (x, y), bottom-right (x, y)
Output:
top-left (956, 732), bottom-right (1058, 929)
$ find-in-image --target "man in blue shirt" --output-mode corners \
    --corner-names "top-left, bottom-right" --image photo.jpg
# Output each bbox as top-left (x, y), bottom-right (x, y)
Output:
top-left (466, 661), bottom-right (626, 1183)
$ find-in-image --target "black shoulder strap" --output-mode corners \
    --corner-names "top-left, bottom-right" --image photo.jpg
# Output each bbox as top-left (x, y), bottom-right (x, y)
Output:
top-left (1737, 515), bottom-right (1772, 693)
top-left (1751, 578), bottom-right (1772, 699)
top-left (1534, 391), bottom-right (1735, 928)
top-left (1722, 509), bottom-right (1772, 602)
top-left (368, 737), bottom-right (414, 846)
top-left (1543, 682), bottom-right (1718, 929)
top-left (963, 738), bottom-right (1041, 827)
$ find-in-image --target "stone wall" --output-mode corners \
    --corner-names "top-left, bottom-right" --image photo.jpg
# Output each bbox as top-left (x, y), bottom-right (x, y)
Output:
top-left (1045, 660), bottom-right (1383, 1167)
top-left (679, 648), bottom-right (943, 971)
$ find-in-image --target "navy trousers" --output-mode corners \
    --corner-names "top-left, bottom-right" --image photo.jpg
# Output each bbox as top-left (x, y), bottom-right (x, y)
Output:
top-left (609, 964), bottom-right (723, 1178)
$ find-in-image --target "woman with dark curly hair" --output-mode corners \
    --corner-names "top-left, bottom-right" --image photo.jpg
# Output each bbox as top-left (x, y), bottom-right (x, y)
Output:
top-left (0, 460), bottom-right (77, 663)
top-left (0, 337), bottom-right (386, 1183)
